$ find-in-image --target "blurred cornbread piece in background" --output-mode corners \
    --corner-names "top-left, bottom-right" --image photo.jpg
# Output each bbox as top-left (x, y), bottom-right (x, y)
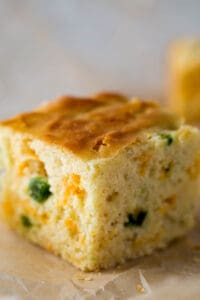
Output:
top-left (168, 38), bottom-right (200, 123)
top-left (1, 93), bottom-right (200, 271)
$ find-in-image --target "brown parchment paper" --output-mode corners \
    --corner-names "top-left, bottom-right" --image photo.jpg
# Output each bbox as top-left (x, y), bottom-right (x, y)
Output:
top-left (0, 215), bottom-right (200, 300)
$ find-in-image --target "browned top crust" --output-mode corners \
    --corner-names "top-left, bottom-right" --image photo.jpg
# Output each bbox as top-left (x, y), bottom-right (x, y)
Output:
top-left (0, 93), bottom-right (180, 160)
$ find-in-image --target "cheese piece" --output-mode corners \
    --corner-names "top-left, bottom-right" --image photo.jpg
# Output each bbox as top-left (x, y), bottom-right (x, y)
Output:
top-left (168, 38), bottom-right (200, 122)
top-left (0, 93), bottom-right (200, 271)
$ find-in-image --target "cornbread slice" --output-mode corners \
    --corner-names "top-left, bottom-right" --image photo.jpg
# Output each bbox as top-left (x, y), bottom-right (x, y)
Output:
top-left (0, 93), bottom-right (200, 271)
top-left (168, 38), bottom-right (200, 122)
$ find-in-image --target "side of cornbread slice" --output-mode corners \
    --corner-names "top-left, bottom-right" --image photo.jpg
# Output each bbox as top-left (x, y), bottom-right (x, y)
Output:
top-left (0, 93), bottom-right (200, 271)
top-left (168, 38), bottom-right (200, 122)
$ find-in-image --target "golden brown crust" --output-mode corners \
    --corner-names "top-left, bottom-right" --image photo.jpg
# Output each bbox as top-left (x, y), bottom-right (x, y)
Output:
top-left (0, 93), bottom-right (180, 159)
top-left (37, 93), bottom-right (127, 113)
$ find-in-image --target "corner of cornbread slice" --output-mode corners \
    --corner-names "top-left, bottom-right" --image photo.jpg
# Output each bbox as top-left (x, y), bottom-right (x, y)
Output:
top-left (0, 93), bottom-right (200, 271)
top-left (168, 38), bottom-right (200, 122)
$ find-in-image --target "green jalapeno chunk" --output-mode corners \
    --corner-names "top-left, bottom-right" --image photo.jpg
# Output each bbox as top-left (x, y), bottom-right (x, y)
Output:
top-left (28, 177), bottom-right (52, 203)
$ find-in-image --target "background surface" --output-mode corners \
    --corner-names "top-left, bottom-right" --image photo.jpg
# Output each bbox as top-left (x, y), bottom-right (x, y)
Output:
top-left (0, 0), bottom-right (200, 119)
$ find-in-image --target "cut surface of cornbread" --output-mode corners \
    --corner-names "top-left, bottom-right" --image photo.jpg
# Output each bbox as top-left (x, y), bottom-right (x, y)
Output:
top-left (168, 38), bottom-right (200, 122)
top-left (0, 93), bottom-right (200, 271)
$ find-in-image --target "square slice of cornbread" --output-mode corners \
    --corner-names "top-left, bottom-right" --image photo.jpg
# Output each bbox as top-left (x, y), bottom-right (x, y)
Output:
top-left (0, 93), bottom-right (200, 271)
top-left (168, 38), bottom-right (200, 122)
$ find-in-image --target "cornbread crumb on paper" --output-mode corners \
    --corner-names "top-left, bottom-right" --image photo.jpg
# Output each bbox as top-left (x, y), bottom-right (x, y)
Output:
top-left (0, 93), bottom-right (200, 271)
top-left (74, 273), bottom-right (94, 281)
top-left (136, 283), bottom-right (145, 294)
top-left (138, 270), bottom-right (152, 295)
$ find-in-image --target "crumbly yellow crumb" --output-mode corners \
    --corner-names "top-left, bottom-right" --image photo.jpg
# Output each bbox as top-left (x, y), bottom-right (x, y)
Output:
top-left (74, 273), bottom-right (93, 281)
top-left (136, 283), bottom-right (145, 293)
